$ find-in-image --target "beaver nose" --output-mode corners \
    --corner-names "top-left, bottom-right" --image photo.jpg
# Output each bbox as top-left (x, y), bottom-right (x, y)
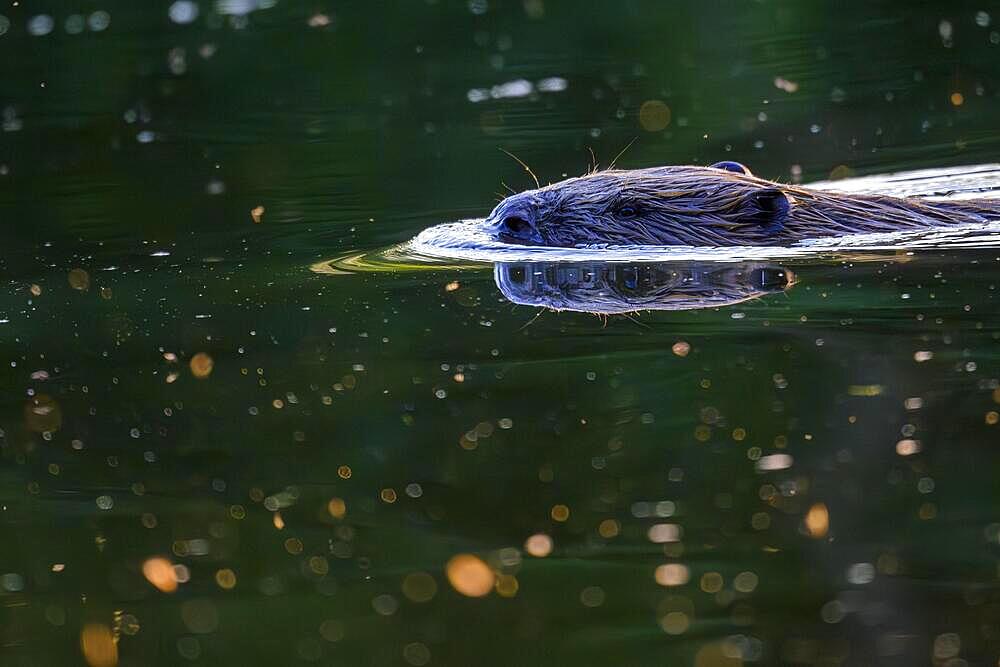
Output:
top-left (503, 215), bottom-right (532, 235)
top-left (494, 208), bottom-right (544, 244)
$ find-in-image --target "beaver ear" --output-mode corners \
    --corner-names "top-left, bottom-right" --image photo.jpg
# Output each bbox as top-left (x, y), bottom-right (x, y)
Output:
top-left (710, 161), bottom-right (752, 176)
top-left (738, 188), bottom-right (790, 226)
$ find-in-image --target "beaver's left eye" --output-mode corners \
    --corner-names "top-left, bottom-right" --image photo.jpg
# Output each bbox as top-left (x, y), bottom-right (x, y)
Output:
top-left (618, 205), bottom-right (638, 218)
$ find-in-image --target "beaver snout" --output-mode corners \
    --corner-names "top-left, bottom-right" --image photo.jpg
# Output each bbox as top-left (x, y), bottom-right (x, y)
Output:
top-left (489, 199), bottom-right (545, 245)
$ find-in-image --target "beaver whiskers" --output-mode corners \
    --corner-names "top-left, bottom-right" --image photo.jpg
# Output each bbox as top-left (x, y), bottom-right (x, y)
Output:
top-left (485, 161), bottom-right (1000, 247)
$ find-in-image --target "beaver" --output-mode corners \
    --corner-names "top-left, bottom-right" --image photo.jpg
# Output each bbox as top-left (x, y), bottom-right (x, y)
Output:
top-left (486, 161), bottom-right (1000, 246)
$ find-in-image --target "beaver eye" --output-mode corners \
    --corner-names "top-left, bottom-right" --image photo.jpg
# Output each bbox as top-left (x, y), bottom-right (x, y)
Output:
top-left (618, 204), bottom-right (638, 218)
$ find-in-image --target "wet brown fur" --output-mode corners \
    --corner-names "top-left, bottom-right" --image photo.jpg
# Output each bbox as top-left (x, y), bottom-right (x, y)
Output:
top-left (487, 166), bottom-right (1000, 247)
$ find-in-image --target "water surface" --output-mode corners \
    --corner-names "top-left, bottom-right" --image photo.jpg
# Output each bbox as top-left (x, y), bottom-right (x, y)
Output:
top-left (3, 2), bottom-right (1000, 666)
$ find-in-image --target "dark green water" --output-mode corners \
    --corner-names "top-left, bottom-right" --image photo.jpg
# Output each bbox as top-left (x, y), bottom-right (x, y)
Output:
top-left (3, 2), bottom-right (1000, 666)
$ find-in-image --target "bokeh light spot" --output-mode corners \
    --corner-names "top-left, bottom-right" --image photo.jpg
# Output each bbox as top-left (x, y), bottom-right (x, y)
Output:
top-left (804, 502), bottom-right (829, 538)
top-left (80, 624), bottom-right (118, 667)
top-left (68, 268), bottom-right (90, 290)
top-left (445, 554), bottom-right (495, 597)
top-left (655, 563), bottom-right (690, 586)
top-left (327, 497), bottom-right (346, 519)
top-left (495, 573), bottom-right (519, 597)
top-left (215, 568), bottom-right (237, 590)
top-left (639, 100), bottom-right (671, 132)
top-left (403, 642), bottom-right (431, 666)
top-left (402, 572), bottom-right (438, 602)
top-left (524, 533), bottom-right (553, 557)
top-left (189, 353), bottom-right (214, 378)
top-left (700, 572), bottom-right (724, 593)
top-left (142, 556), bottom-right (178, 593)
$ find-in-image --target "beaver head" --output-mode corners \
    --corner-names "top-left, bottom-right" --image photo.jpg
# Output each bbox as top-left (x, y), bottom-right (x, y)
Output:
top-left (485, 161), bottom-right (1000, 246)
top-left (486, 161), bottom-right (793, 246)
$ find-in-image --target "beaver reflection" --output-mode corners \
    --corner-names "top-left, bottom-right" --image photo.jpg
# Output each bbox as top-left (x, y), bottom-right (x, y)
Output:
top-left (494, 261), bottom-right (795, 313)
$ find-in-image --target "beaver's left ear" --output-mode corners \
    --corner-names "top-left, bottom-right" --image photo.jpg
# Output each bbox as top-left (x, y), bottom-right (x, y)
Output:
top-left (737, 188), bottom-right (791, 226)
top-left (711, 161), bottom-right (752, 176)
